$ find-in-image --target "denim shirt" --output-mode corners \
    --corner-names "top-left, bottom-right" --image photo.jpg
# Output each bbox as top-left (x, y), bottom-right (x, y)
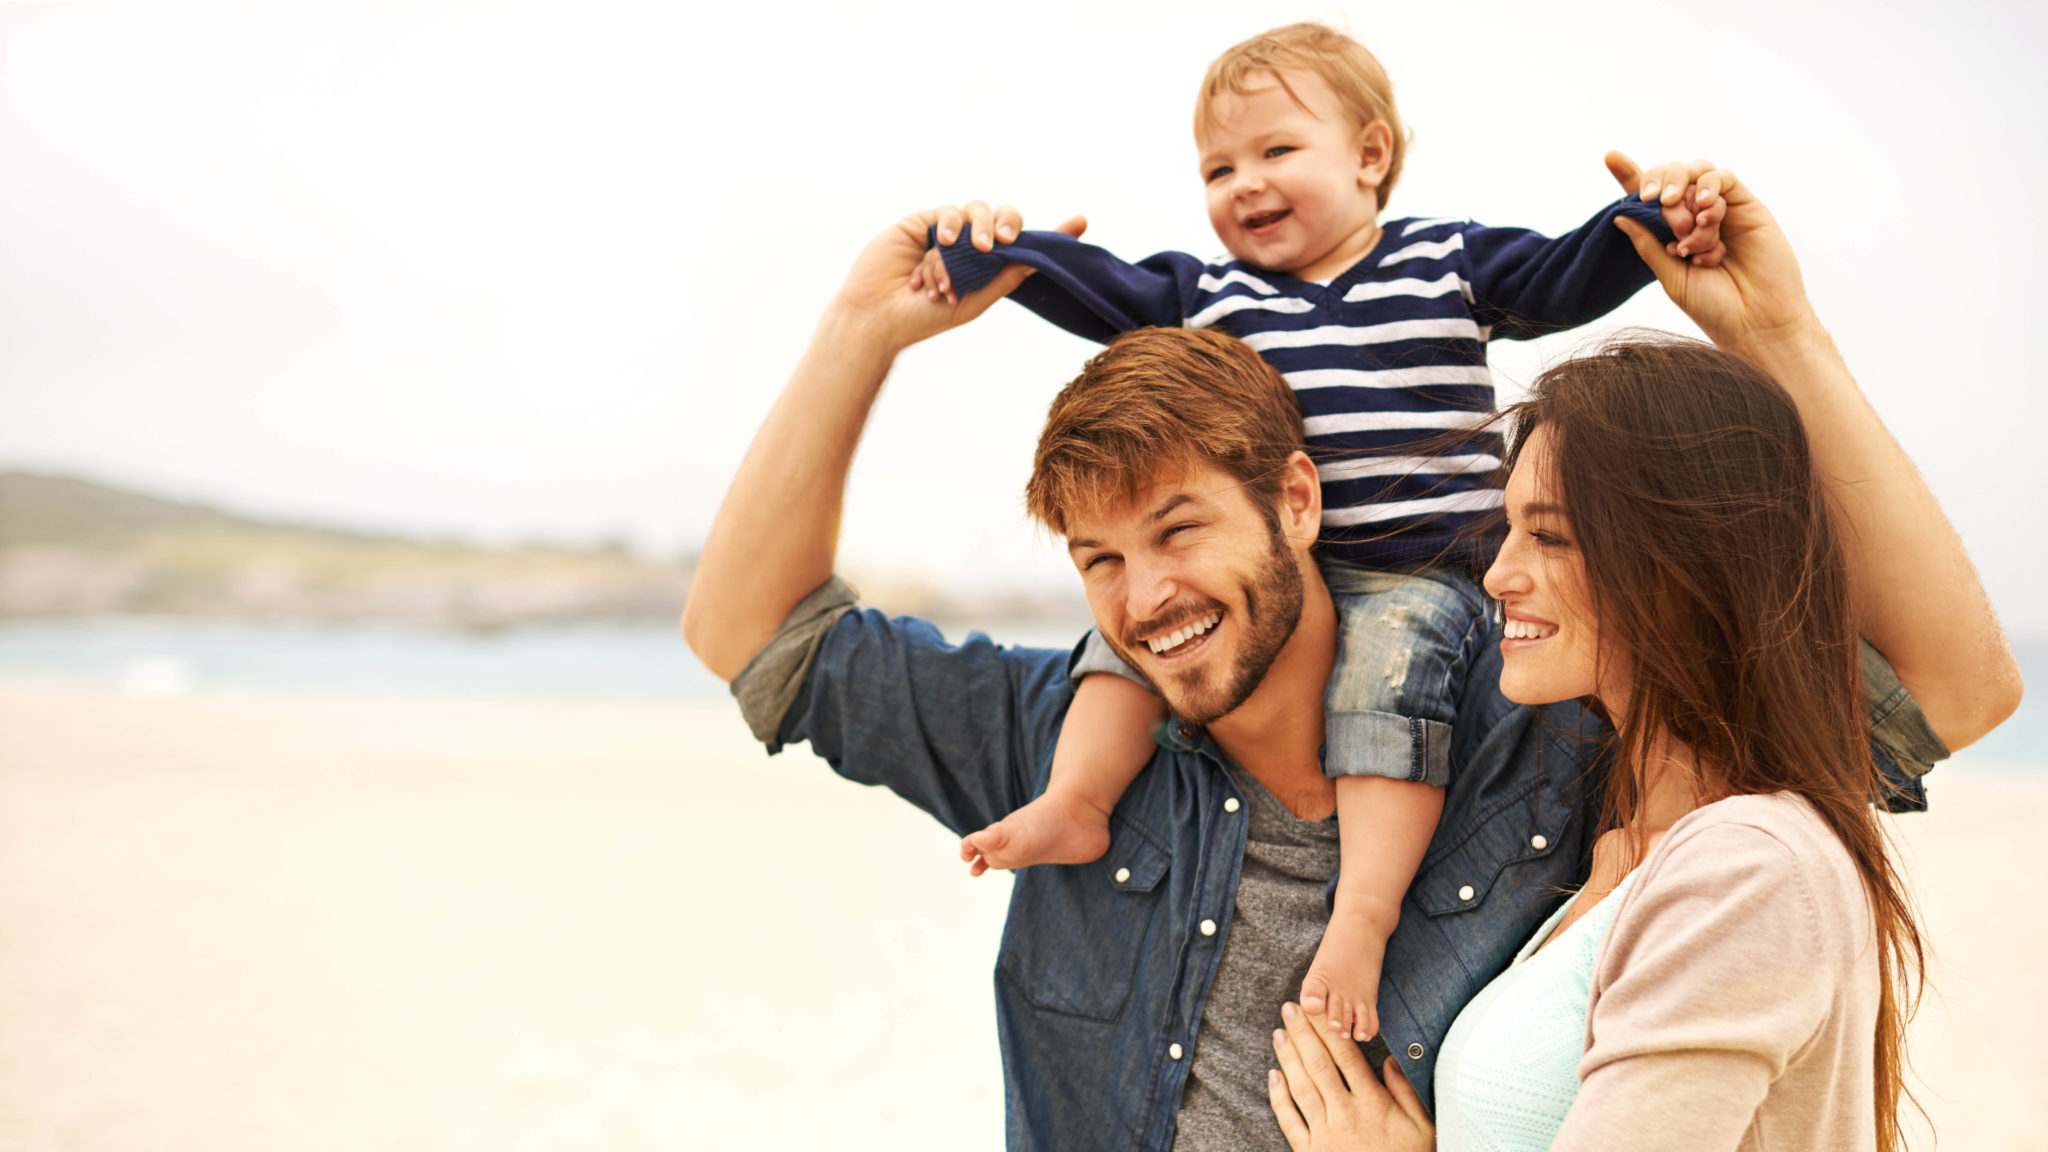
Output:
top-left (733, 577), bottom-right (1946, 1152)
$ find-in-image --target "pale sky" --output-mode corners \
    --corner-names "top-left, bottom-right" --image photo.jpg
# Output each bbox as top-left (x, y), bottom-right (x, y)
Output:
top-left (3, 1), bottom-right (2044, 633)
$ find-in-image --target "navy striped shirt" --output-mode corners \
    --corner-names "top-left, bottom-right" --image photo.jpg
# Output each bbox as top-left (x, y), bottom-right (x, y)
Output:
top-left (934, 198), bottom-right (1672, 568)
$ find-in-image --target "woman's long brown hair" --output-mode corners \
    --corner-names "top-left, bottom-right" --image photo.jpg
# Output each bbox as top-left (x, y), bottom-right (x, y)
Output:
top-left (1507, 334), bottom-right (1926, 1147)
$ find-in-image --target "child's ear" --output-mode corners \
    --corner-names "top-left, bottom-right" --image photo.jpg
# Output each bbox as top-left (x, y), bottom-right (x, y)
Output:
top-left (1356, 119), bottom-right (1395, 190)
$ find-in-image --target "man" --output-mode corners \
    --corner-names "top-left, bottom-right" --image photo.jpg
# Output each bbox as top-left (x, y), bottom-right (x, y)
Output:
top-left (682, 202), bottom-right (1958, 1151)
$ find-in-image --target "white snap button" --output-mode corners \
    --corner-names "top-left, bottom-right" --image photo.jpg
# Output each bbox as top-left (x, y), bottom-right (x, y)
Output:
top-left (1531, 834), bottom-right (1548, 851)
top-left (1169, 1043), bottom-right (1184, 1060)
top-left (1224, 797), bottom-right (1241, 813)
top-left (1115, 867), bottom-right (1132, 884)
top-left (1200, 919), bottom-right (1217, 936)
top-left (1458, 884), bottom-right (1475, 902)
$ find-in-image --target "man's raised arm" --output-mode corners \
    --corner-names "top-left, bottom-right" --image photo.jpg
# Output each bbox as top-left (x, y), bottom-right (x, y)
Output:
top-left (682, 203), bottom-right (1080, 680)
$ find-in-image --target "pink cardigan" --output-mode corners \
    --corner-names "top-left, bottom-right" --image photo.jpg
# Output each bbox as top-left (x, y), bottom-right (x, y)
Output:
top-left (1557, 793), bottom-right (1882, 1151)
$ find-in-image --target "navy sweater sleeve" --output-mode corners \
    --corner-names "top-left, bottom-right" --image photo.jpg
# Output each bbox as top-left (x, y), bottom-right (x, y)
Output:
top-left (1462, 197), bottom-right (1677, 341)
top-left (928, 227), bottom-right (1207, 344)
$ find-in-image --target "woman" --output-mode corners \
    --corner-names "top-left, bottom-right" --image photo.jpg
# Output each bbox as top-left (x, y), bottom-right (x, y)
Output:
top-left (1266, 161), bottom-right (2022, 1149)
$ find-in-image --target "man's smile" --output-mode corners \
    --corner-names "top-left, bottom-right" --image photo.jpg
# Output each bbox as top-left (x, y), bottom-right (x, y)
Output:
top-left (1143, 609), bottom-right (1225, 659)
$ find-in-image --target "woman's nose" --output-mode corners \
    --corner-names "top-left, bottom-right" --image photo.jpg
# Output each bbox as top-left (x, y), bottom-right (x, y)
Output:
top-left (1482, 542), bottom-right (1526, 601)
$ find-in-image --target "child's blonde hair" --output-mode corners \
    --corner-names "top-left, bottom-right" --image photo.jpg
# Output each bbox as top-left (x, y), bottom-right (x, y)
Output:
top-left (1195, 23), bottom-right (1407, 210)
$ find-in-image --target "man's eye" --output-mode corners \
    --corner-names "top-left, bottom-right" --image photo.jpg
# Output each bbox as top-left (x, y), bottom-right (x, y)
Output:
top-left (1082, 554), bottom-right (1119, 571)
top-left (1206, 165), bottom-right (1232, 182)
top-left (1163, 522), bottom-right (1200, 541)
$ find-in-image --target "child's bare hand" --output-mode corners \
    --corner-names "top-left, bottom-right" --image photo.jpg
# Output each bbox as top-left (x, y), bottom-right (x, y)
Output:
top-left (906, 200), bottom-right (1079, 304)
top-left (907, 246), bottom-right (954, 302)
top-left (1605, 152), bottom-right (1728, 268)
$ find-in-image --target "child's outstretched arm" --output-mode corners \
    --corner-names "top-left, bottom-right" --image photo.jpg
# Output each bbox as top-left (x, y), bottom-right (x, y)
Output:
top-left (918, 219), bottom-right (1210, 344)
top-left (959, 671), bottom-right (1165, 875)
top-left (1302, 775), bottom-right (1444, 1042)
top-left (1456, 157), bottom-right (1725, 341)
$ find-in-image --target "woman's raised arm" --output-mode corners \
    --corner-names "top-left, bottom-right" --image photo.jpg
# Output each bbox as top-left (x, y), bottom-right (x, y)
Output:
top-left (1608, 154), bottom-right (2022, 750)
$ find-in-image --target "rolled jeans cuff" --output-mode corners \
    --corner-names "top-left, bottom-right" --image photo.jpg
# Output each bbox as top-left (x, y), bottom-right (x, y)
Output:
top-left (1069, 628), bottom-right (1149, 689)
top-left (1322, 709), bottom-right (1452, 787)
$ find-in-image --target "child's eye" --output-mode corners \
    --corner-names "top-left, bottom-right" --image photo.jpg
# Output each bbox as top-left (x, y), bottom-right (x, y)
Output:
top-left (1206, 165), bottom-right (1232, 182)
top-left (1265, 145), bottom-right (1294, 159)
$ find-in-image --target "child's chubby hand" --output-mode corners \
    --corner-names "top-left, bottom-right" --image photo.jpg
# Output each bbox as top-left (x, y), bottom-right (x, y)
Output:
top-left (1605, 152), bottom-right (1728, 268)
top-left (906, 201), bottom-right (1087, 304)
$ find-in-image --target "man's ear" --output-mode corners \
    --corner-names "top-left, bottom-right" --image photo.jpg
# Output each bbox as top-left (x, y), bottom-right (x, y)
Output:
top-left (1357, 119), bottom-right (1394, 194)
top-left (1277, 450), bottom-right (1322, 548)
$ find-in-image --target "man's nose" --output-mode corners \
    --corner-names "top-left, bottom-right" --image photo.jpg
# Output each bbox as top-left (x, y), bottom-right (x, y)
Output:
top-left (1123, 554), bottom-right (1179, 621)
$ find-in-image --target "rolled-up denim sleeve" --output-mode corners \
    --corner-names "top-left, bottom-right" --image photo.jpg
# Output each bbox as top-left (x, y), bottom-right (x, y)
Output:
top-left (1860, 639), bottom-right (1949, 813)
top-left (729, 576), bottom-right (1074, 838)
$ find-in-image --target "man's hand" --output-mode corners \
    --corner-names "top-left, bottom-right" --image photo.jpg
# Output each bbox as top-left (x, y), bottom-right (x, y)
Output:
top-left (1606, 153), bottom-right (1728, 267)
top-left (837, 201), bottom-right (1086, 352)
top-left (1602, 152), bottom-right (1820, 359)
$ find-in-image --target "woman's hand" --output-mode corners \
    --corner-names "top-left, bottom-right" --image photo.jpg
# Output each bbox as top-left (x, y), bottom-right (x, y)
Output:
top-left (831, 200), bottom-right (1085, 352)
top-left (1268, 1001), bottom-right (1434, 1152)
top-left (1603, 152), bottom-right (1819, 361)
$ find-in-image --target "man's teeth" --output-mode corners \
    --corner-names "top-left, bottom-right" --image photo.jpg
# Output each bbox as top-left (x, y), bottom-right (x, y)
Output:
top-left (1504, 618), bottom-right (1558, 641)
top-left (1147, 611), bottom-right (1223, 655)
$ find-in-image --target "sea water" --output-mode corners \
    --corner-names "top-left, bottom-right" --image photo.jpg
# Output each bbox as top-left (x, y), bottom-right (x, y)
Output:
top-left (1, 618), bottom-right (2039, 766)
top-left (0, 615), bottom-right (1096, 703)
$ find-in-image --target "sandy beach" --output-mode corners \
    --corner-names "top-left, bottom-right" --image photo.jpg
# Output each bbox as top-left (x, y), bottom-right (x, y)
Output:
top-left (1, 678), bottom-right (2041, 1150)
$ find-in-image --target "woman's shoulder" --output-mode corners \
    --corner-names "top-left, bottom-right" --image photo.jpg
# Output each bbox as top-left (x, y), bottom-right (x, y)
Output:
top-left (1623, 793), bottom-right (1868, 958)
top-left (1659, 793), bottom-right (1850, 870)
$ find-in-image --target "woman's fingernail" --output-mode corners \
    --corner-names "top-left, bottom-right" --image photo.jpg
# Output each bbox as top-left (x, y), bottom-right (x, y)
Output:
top-left (998, 225), bottom-right (1016, 241)
top-left (1269, 1069), bottom-right (1282, 1087)
top-left (1642, 182), bottom-right (1660, 199)
top-left (1274, 1029), bottom-right (1289, 1048)
top-left (1282, 1002), bottom-right (1299, 1021)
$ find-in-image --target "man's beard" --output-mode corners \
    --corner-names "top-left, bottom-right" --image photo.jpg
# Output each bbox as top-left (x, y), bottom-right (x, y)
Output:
top-left (1109, 526), bottom-right (1304, 726)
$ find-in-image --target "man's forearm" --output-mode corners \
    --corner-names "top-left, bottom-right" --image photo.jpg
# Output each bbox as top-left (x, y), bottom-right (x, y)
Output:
top-left (1742, 321), bottom-right (2020, 750)
top-left (683, 306), bottom-right (899, 681)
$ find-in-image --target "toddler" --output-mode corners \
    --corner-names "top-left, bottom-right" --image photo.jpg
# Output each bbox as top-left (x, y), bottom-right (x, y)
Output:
top-left (917, 22), bottom-right (1721, 1042)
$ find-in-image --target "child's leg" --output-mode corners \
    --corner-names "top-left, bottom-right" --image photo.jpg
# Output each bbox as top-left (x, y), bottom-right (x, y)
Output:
top-left (959, 671), bottom-right (1164, 875)
top-left (1304, 561), bottom-right (1485, 1039)
top-left (1302, 775), bottom-right (1443, 1039)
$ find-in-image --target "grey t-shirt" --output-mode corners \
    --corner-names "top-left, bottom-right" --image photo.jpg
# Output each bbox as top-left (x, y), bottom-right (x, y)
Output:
top-left (1172, 759), bottom-right (1356, 1152)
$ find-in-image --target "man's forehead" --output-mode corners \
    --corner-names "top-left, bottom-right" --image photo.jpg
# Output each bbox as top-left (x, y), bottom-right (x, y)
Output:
top-left (1063, 465), bottom-right (1244, 549)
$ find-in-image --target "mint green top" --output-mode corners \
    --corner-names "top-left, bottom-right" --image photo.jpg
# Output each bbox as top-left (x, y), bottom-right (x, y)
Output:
top-left (1434, 873), bottom-right (1635, 1151)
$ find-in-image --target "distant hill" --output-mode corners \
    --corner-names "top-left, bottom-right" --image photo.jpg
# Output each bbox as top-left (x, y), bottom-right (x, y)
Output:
top-left (0, 471), bottom-right (396, 550)
top-left (0, 470), bottom-right (692, 627)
